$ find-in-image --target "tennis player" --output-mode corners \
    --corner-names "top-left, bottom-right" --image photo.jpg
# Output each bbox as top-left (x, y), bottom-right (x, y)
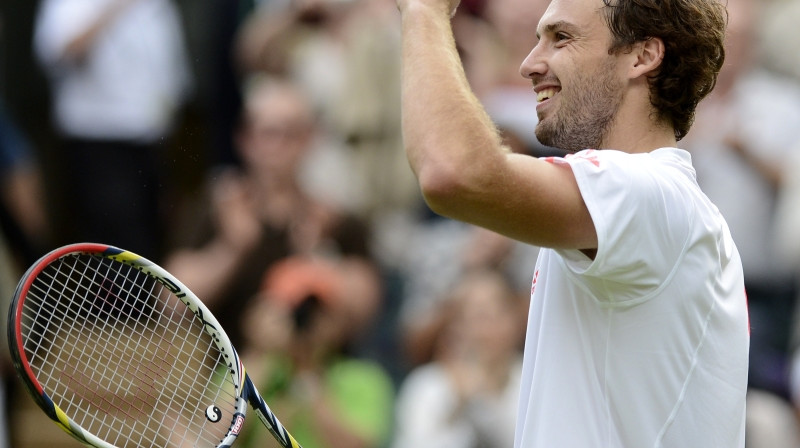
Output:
top-left (395, 0), bottom-right (748, 446)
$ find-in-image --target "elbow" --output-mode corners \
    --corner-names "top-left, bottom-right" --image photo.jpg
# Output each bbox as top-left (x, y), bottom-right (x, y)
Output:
top-left (407, 135), bottom-right (505, 219)
top-left (416, 162), bottom-right (470, 218)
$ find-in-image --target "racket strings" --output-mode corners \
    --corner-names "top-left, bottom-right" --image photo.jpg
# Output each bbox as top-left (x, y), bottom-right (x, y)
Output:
top-left (19, 253), bottom-right (239, 447)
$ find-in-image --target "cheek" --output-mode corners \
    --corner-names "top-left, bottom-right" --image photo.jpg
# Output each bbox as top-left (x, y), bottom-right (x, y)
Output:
top-left (246, 141), bottom-right (306, 170)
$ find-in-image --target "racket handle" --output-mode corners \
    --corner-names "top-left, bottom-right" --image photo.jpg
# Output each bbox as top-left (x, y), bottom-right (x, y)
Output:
top-left (244, 374), bottom-right (303, 448)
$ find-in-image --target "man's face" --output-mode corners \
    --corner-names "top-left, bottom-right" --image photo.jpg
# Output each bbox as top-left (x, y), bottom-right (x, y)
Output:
top-left (239, 88), bottom-right (314, 174)
top-left (520, 0), bottom-right (626, 152)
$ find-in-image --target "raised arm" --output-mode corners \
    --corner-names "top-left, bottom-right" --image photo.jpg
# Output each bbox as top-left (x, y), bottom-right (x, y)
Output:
top-left (396, 0), bottom-right (596, 250)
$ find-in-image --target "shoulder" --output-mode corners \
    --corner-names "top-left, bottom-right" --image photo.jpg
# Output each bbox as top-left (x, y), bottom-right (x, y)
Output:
top-left (552, 148), bottom-right (694, 212)
top-left (544, 148), bottom-right (669, 178)
top-left (552, 148), bottom-right (702, 299)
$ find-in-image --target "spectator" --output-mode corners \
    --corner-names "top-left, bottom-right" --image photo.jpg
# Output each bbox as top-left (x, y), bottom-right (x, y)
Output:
top-left (237, 256), bottom-right (394, 448)
top-left (0, 99), bottom-right (48, 266)
top-left (235, 0), bottom-right (420, 221)
top-left (163, 74), bottom-right (372, 349)
top-left (781, 151), bottom-right (800, 442)
top-left (397, 223), bottom-right (536, 366)
top-left (33, 0), bottom-right (193, 260)
top-left (0, 100), bottom-right (37, 448)
top-left (392, 269), bottom-right (526, 448)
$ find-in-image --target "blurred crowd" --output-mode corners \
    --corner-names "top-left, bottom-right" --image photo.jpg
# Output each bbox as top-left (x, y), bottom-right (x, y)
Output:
top-left (0, 0), bottom-right (799, 447)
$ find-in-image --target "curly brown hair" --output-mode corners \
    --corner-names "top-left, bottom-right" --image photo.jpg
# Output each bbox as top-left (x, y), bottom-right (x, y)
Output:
top-left (601, 0), bottom-right (728, 140)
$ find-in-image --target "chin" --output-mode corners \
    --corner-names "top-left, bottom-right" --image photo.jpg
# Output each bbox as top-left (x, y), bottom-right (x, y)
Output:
top-left (534, 124), bottom-right (554, 149)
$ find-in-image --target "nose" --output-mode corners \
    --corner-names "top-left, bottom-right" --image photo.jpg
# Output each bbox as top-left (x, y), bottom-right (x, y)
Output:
top-left (519, 42), bottom-right (547, 80)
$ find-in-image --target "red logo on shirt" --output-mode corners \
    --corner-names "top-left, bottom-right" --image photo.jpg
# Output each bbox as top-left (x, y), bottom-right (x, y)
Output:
top-left (543, 156), bottom-right (568, 165)
top-left (531, 269), bottom-right (540, 295)
top-left (544, 149), bottom-right (601, 167)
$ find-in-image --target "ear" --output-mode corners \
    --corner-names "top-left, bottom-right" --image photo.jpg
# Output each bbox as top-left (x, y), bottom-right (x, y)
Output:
top-left (629, 37), bottom-right (665, 79)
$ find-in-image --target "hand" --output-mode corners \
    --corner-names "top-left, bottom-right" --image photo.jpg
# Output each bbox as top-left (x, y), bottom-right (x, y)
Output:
top-left (396, 0), bottom-right (461, 17)
top-left (209, 170), bottom-right (262, 251)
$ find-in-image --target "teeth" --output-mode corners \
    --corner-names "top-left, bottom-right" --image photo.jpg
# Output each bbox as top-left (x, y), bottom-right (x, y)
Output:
top-left (537, 88), bottom-right (558, 103)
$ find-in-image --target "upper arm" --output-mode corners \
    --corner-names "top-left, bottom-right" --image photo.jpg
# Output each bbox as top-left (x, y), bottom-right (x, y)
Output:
top-left (420, 151), bottom-right (597, 250)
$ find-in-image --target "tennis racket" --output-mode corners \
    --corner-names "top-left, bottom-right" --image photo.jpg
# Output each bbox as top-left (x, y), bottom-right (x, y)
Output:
top-left (7, 242), bottom-right (302, 448)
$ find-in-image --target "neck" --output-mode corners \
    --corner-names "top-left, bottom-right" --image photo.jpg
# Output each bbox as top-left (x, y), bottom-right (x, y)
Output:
top-left (600, 91), bottom-right (676, 153)
top-left (602, 122), bottom-right (676, 153)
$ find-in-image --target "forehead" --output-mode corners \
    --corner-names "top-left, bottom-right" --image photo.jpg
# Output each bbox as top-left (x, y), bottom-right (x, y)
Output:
top-left (537, 0), bottom-right (606, 35)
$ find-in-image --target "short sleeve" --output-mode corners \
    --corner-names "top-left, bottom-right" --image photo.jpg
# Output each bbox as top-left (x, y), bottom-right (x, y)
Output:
top-left (549, 150), bottom-right (693, 305)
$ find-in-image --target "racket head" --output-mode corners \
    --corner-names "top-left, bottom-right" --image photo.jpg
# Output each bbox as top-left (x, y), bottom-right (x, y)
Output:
top-left (8, 243), bottom-right (248, 448)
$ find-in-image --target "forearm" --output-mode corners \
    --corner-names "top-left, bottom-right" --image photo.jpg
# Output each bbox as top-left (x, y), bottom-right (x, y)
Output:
top-left (396, 1), bottom-right (594, 248)
top-left (398, 3), bottom-right (506, 205)
top-left (162, 240), bottom-right (248, 307)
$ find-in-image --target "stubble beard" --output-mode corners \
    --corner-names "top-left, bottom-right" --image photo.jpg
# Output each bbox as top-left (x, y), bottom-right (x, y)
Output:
top-left (535, 60), bottom-right (625, 153)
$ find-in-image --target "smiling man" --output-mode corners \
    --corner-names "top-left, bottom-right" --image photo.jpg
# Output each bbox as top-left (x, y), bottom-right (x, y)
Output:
top-left (395, 0), bottom-right (749, 446)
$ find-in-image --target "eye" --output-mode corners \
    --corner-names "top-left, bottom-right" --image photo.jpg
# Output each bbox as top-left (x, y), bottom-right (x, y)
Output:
top-left (555, 32), bottom-right (570, 42)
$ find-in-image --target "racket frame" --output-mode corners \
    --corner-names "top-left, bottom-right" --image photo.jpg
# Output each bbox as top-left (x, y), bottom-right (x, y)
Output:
top-left (8, 243), bottom-right (252, 448)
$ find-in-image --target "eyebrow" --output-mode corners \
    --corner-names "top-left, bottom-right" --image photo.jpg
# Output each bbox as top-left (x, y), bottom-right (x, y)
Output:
top-left (536, 20), bottom-right (580, 40)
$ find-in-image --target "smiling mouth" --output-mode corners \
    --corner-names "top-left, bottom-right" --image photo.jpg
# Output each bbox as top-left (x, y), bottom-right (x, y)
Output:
top-left (537, 88), bottom-right (560, 103)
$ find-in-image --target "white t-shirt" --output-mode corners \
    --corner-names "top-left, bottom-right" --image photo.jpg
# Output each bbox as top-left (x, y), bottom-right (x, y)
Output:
top-left (34, 0), bottom-right (192, 141)
top-left (514, 148), bottom-right (749, 448)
